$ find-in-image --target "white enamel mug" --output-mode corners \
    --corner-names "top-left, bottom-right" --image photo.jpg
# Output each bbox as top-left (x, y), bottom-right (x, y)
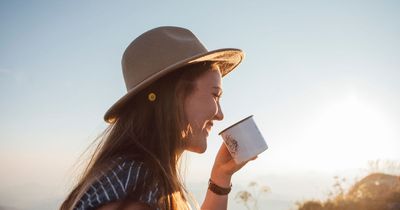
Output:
top-left (219, 115), bottom-right (268, 164)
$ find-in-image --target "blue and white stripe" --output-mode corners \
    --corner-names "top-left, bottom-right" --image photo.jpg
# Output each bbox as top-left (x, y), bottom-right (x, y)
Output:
top-left (73, 159), bottom-right (160, 210)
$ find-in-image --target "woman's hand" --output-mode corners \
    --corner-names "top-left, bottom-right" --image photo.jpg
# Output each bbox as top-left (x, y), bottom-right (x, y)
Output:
top-left (201, 143), bottom-right (257, 210)
top-left (210, 143), bottom-right (257, 187)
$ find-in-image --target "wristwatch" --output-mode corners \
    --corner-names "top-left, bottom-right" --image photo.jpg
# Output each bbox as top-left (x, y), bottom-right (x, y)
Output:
top-left (208, 179), bottom-right (232, 195)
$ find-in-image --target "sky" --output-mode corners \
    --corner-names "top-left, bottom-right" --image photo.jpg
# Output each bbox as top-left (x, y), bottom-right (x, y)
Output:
top-left (0, 0), bottom-right (399, 210)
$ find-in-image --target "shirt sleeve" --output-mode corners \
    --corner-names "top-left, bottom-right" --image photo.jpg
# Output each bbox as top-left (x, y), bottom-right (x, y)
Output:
top-left (121, 159), bottom-right (161, 207)
top-left (73, 158), bottom-right (160, 210)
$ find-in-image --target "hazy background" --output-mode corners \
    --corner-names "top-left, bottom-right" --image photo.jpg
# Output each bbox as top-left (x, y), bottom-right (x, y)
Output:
top-left (1, 0), bottom-right (399, 209)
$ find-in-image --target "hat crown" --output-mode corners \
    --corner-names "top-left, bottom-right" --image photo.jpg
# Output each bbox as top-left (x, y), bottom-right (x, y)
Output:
top-left (122, 26), bottom-right (208, 91)
top-left (104, 26), bottom-right (243, 123)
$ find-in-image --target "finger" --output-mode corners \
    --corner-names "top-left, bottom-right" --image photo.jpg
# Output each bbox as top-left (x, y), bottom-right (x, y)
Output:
top-left (216, 143), bottom-right (233, 161)
top-left (219, 143), bottom-right (231, 156)
top-left (239, 156), bottom-right (257, 167)
top-left (250, 155), bottom-right (258, 160)
top-left (231, 159), bottom-right (250, 172)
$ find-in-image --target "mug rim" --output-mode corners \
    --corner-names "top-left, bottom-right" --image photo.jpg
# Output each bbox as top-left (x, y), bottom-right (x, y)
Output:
top-left (218, 115), bottom-right (254, 135)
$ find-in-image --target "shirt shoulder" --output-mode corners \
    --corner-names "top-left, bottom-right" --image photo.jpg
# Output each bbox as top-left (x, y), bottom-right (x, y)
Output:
top-left (74, 158), bottom-right (160, 210)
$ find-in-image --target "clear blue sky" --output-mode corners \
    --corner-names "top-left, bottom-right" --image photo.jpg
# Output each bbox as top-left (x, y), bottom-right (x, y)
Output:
top-left (1, 1), bottom-right (399, 210)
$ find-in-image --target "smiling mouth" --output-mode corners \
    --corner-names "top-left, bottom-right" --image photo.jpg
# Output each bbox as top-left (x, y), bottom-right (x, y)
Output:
top-left (205, 122), bottom-right (213, 132)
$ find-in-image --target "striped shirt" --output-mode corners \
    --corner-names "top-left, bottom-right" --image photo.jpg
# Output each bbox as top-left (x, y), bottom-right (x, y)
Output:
top-left (74, 158), bottom-right (161, 210)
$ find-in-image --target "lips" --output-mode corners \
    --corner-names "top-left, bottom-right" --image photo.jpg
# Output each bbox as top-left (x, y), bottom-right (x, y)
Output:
top-left (205, 122), bottom-right (213, 132)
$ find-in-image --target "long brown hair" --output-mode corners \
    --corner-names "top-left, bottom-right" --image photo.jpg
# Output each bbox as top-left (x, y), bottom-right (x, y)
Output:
top-left (60, 61), bottom-right (219, 210)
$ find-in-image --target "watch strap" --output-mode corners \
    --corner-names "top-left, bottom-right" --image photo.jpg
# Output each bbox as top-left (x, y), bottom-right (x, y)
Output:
top-left (208, 179), bottom-right (232, 195)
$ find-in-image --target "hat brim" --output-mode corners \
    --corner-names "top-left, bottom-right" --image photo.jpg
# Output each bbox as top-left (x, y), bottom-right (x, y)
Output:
top-left (104, 48), bottom-right (244, 123)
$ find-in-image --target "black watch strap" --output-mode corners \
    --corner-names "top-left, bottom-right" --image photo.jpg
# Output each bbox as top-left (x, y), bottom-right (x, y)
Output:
top-left (208, 179), bottom-right (232, 195)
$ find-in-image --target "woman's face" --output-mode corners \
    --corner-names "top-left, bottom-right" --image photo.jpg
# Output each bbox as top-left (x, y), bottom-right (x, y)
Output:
top-left (183, 69), bottom-right (224, 153)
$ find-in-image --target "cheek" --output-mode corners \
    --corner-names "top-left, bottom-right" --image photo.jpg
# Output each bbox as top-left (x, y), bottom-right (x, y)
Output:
top-left (199, 98), bottom-right (218, 122)
top-left (184, 96), bottom-right (201, 127)
top-left (208, 99), bottom-right (219, 117)
top-left (184, 96), bottom-right (217, 127)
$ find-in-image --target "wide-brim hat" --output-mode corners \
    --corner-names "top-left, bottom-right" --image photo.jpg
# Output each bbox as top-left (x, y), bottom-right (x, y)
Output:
top-left (104, 26), bottom-right (244, 123)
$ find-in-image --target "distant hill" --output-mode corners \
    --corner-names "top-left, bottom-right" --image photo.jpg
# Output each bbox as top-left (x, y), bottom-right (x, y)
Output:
top-left (297, 173), bottom-right (400, 210)
top-left (348, 173), bottom-right (400, 201)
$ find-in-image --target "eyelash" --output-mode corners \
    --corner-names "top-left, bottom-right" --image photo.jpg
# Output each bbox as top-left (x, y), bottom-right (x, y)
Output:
top-left (213, 94), bottom-right (221, 100)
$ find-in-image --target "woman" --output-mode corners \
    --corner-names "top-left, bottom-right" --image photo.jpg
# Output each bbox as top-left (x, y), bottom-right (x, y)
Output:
top-left (61, 26), bottom-right (255, 210)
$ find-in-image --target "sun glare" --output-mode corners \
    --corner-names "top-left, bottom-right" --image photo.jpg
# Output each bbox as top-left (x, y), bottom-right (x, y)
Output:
top-left (297, 93), bottom-right (397, 171)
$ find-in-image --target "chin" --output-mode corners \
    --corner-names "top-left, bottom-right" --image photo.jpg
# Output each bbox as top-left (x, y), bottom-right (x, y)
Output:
top-left (196, 146), bottom-right (207, 154)
top-left (187, 141), bottom-right (207, 154)
top-left (185, 133), bottom-right (208, 153)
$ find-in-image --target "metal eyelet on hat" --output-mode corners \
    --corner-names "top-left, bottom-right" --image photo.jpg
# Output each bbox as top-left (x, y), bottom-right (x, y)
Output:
top-left (148, 92), bottom-right (157, 102)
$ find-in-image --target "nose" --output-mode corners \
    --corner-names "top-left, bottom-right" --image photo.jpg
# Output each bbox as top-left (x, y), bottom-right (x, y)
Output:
top-left (214, 103), bottom-right (224, 121)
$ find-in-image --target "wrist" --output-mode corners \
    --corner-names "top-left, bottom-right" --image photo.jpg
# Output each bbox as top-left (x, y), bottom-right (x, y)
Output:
top-left (208, 178), bottom-right (232, 195)
top-left (210, 171), bottom-right (232, 188)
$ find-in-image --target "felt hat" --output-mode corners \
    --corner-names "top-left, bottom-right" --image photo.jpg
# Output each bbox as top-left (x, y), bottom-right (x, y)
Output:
top-left (104, 26), bottom-right (244, 123)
